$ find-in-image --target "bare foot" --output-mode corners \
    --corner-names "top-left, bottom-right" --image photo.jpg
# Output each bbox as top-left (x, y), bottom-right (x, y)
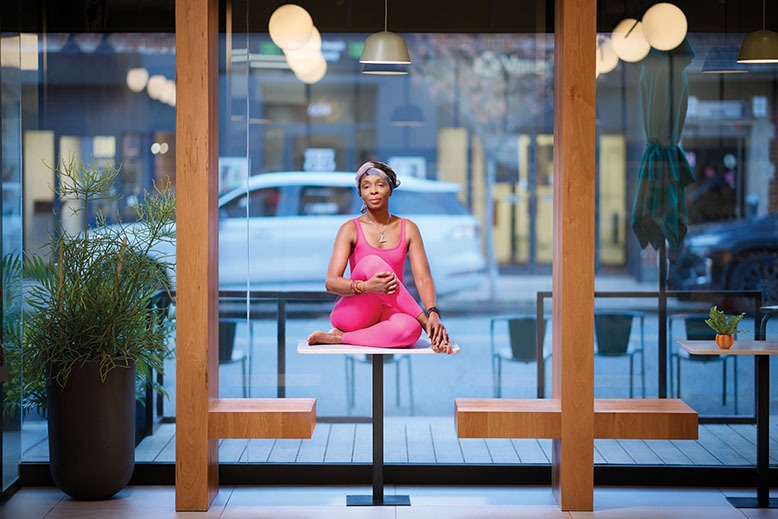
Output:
top-left (308, 328), bottom-right (344, 345)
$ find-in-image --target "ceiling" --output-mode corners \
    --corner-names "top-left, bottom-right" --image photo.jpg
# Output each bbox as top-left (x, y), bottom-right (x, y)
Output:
top-left (1, 0), bottom-right (771, 36)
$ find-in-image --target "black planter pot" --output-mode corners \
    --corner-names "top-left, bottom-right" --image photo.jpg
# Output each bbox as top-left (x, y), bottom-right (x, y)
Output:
top-left (47, 360), bottom-right (136, 500)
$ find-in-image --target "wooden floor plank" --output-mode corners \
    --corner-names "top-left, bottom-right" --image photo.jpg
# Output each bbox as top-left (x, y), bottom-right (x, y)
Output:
top-left (644, 440), bottom-right (693, 465)
top-left (268, 439), bottom-right (302, 463)
top-left (135, 423), bottom-right (175, 462)
top-left (429, 418), bottom-right (465, 463)
top-left (386, 421), bottom-right (408, 463)
top-left (696, 425), bottom-right (751, 465)
top-left (353, 423), bottom-right (372, 463)
top-left (459, 438), bottom-right (492, 463)
top-left (324, 424), bottom-right (355, 463)
top-left (485, 438), bottom-right (520, 464)
top-left (407, 421), bottom-right (436, 463)
top-left (594, 439), bottom-right (635, 464)
top-left (244, 439), bottom-right (275, 462)
top-left (219, 439), bottom-right (248, 462)
top-left (296, 423), bottom-right (330, 463)
top-left (615, 440), bottom-right (663, 465)
top-left (705, 424), bottom-right (756, 464)
top-left (512, 439), bottom-right (549, 464)
top-left (669, 439), bottom-right (721, 465)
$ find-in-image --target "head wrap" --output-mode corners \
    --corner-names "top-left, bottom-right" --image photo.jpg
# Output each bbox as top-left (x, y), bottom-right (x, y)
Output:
top-left (355, 161), bottom-right (400, 192)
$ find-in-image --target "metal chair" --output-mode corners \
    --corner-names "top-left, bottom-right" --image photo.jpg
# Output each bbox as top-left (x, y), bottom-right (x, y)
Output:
top-left (669, 313), bottom-right (738, 412)
top-left (490, 315), bottom-right (550, 398)
top-left (345, 354), bottom-right (413, 414)
top-left (594, 311), bottom-right (645, 398)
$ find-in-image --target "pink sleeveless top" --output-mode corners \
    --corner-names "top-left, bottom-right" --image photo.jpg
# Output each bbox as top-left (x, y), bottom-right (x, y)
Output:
top-left (350, 217), bottom-right (407, 282)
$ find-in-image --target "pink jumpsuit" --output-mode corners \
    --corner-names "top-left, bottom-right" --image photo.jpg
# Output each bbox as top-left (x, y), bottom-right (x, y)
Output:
top-left (330, 218), bottom-right (424, 347)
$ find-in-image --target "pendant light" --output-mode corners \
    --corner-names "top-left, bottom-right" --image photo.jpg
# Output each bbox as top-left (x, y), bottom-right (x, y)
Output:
top-left (360, 0), bottom-right (411, 74)
top-left (703, 1), bottom-right (748, 73)
top-left (737, 0), bottom-right (778, 64)
top-left (611, 18), bottom-right (651, 63)
top-left (642, 2), bottom-right (687, 51)
top-left (269, 4), bottom-right (314, 51)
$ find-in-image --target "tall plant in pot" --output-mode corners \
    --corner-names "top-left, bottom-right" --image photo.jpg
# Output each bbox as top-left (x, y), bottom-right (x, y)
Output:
top-left (23, 156), bottom-right (175, 500)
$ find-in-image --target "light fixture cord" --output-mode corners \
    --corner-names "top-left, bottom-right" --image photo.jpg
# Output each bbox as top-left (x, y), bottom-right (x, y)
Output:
top-left (384, 0), bottom-right (388, 32)
top-left (763, 0), bottom-right (766, 30)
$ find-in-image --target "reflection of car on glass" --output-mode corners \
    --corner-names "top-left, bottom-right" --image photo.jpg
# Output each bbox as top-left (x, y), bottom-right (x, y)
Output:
top-left (157, 172), bottom-right (486, 297)
top-left (668, 213), bottom-right (778, 310)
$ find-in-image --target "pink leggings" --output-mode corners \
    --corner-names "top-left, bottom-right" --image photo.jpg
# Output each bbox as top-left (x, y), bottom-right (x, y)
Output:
top-left (331, 255), bottom-right (423, 347)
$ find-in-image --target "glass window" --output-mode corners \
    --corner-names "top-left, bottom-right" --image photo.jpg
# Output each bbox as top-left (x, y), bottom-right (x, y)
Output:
top-left (298, 186), bottom-right (354, 215)
top-left (221, 187), bottom-right (282, 218)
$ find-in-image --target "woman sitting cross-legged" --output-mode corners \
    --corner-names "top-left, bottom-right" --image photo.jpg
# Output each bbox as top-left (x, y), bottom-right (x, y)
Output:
top-left (307, 160), bottom-right (451, 353)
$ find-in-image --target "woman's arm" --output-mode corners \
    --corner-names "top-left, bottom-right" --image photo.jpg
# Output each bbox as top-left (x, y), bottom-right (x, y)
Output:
top-left (324, 221), bottom-right (358, 296)
top-left (406, 219), bottom-right (451, 352)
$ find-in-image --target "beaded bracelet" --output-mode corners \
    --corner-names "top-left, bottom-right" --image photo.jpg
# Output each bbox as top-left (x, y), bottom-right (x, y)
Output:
top-left (350, 279), bottom-right (364, 295)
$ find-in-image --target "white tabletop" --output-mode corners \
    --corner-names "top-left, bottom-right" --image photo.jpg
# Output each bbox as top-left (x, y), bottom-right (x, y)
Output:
top-left (677, 340), bottom-right (778, 356)
top-left (297, 337), bottom-right (460, 355)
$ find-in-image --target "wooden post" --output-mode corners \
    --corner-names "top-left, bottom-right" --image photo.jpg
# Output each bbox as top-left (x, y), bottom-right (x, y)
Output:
top-left (552, 0), bottom-right (597, 511)
top-left (175, 0), bottom-right (220, 510)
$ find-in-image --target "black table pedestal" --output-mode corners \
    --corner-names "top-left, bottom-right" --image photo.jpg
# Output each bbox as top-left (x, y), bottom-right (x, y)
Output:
top-left (346, 354), bottom-right (411, 507)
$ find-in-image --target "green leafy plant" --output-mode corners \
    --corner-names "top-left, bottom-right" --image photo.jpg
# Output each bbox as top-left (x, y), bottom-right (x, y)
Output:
top-left (19, 156), bottom-right (176, 414)
top-left (705, 306), bottom-right (748, 335)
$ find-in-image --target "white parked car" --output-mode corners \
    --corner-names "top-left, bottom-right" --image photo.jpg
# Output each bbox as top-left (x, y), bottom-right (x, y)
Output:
top-left (156, 171), bottom-right (486, 297)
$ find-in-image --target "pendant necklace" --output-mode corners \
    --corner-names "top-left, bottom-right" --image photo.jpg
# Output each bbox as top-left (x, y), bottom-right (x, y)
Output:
top-left (366, 214), bottom-right (391, 244)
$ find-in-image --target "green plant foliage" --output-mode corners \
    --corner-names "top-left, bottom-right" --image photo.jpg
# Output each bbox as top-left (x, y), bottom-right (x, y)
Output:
top-left (705, 306), bottom-right (748, 335)
top-left (18, 156), bottom-right (176, 414)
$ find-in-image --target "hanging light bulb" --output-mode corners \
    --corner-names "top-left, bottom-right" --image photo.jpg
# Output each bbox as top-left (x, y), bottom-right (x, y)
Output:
top-left (596, 37), bottom-right (619, 76)
top-left (126, 67), bottom-right (149, 93)
top-left (360, 0), bottom-right (411, 74)
top-left (611, 18), bottom-right (651, 62)
top-left (737, 0), bottom-right (778, 63)
top-left (285, 26), bottom-right (323, 73)
top-left (294, 57), bottom-right (327, 84)
top-left (642, 2), bottom-right (687, 51)
top-left (268, 4), bottom-right (314, 51)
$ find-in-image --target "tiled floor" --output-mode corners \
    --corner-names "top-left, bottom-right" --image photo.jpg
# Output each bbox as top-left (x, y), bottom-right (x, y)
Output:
top-left (2, 485), bottom-right (778, 518)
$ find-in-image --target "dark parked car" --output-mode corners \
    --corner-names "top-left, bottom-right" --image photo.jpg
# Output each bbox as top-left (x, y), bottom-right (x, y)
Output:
top-left (668, 213), bottom-right (778, 312)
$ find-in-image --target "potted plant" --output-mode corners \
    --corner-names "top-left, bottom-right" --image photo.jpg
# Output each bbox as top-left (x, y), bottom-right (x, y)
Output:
top-left (22, 156), bottom-right (175, 500)
top-left (704, 306), bottom-right (748, 349)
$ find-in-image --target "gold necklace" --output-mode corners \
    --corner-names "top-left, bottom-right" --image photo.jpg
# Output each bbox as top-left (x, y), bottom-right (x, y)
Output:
top-left (365, 213), bottom-right (391, 244)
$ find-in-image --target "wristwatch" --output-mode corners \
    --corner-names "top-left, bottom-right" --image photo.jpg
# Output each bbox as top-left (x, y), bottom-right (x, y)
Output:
top-left (426, 306), bottom-right (441, 318)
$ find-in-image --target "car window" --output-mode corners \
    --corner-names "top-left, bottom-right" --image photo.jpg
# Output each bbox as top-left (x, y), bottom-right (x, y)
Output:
top-left (221, 187), bottom-right (282, 218)
top-left (298, 186), bottom-right (355, 215)
top-left (390, 191), bottom-right (468, 215)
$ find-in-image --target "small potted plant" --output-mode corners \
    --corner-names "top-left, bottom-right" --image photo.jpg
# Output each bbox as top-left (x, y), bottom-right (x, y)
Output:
top-left (705, 306), bottom-right (748, 349)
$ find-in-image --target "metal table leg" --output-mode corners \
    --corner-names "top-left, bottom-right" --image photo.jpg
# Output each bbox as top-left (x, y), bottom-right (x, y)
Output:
top-left (347, 355), bottom-right (410, 506)
top-left (727, 355), bottom-right (777, 509)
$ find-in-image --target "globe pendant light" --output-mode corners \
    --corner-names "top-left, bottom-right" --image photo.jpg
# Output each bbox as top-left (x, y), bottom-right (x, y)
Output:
top-left (596, 37), bottom-right (619, 76)
top-left (642, 2), bottom-right (687, 51)
top-left (360, 0), bottom-right (411, 74)
top-left (737, 0), bottom-right (778, 63)
top-left (269, 4), bottom-right (314, 51)
top-left (611, 18), bottom-right (651, 62)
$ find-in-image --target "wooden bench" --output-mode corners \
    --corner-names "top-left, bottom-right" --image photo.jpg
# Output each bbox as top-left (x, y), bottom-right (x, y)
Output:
top-left (455, 398), bottom-right (697, 440)
top-left (208, 398), bottom-right (316, 439)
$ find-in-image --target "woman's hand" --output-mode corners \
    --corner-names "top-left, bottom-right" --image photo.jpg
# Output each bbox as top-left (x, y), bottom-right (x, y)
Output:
top-left (364, 271), bottom-right (399, 295)
top-left (426, 313), bottom-right (451, 353)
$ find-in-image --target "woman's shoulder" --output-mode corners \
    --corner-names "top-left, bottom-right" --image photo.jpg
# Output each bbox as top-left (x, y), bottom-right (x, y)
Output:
top-left (401, 217), bottom-right (421, 237)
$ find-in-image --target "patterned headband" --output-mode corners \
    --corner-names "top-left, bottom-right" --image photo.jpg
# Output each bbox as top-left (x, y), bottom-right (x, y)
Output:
top-left (355, 162), bottom-right (393, 191)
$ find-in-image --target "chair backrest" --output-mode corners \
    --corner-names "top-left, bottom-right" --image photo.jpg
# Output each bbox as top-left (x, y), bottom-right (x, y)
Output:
top-left (594, 313), bottom-right (633, 355)
top-left (507, 317), bottom-right (545, 361)
top-left (684, 315), bottom-right (716, 341)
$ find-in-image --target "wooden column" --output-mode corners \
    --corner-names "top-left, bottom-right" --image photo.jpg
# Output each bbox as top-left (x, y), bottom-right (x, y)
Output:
top-left (552, 0), bottom-right (597, 511)
top-left (175, 0), bottom-right (220, 510)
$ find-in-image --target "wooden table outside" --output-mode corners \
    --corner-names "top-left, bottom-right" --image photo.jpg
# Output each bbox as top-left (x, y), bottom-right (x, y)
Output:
top-left (677, 340), bottom-right (778, 509)
top-left (298, 337), bottom-right (460, 506)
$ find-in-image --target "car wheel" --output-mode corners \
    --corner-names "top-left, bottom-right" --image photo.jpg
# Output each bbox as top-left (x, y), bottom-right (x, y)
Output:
top-left (726, 252), bottom-right (778, 313)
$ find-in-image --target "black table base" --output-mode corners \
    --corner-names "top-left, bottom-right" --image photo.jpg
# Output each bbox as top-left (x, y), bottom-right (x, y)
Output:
top-left (346, 355), bottom-right (411, 507)
top-left (727, 497), bottom-right (778, 509)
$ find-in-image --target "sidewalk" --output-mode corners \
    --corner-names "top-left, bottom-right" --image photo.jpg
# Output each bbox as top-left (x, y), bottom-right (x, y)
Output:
top-left (443, 272), bottom-right (705, 314)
